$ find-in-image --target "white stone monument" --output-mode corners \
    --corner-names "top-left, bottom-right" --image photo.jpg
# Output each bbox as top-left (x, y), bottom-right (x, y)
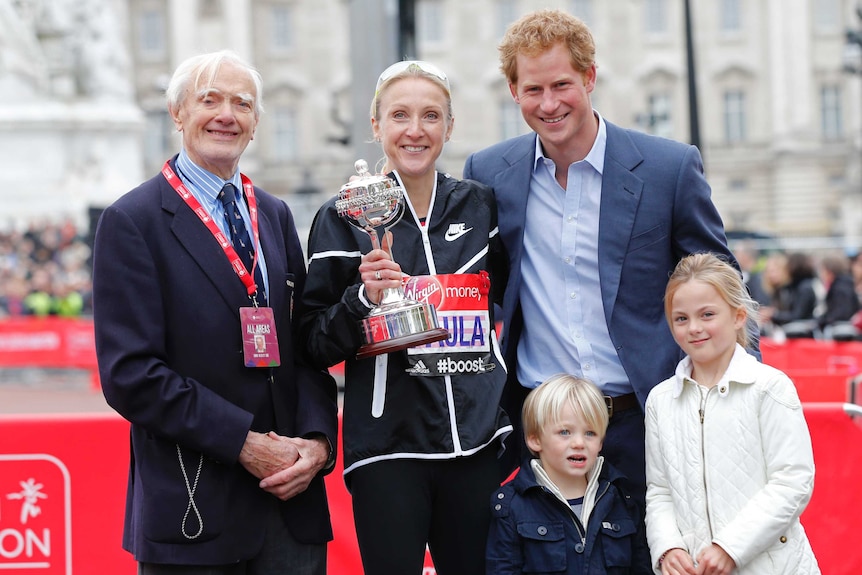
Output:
top-left (0, 0), bottom-right (144, 230)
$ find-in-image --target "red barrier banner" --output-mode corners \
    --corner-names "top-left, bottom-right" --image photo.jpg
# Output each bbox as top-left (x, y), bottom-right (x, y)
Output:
top-left (800, 403), bottom-right (862, 575)
top-left (0, 413), bottom-right (134, 574)
top-left (761, 336), bottom-right (862, 374)
top-left (0, 455), bottom-right (71, 573)
top-left (0, 411), bottom-right (430, 574)
top-left (6, 332), bottom-right (857, 573)
top-left (0, 318), bottom-right (97, 371)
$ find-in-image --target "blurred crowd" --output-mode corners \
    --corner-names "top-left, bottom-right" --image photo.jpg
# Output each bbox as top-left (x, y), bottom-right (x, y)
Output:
top-left (735, 241), bottom-right (862, 341)
top-left (2, 218), bottom-right (861, 342)
top-left (0, 219), bottom-right (93, 319)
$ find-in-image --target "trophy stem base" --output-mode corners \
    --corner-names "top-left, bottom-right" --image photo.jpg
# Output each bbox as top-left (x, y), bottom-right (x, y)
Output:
top-left (355, 327), bottom-right (449, 360)
top-left (355, 297), bottom-right (449, 360)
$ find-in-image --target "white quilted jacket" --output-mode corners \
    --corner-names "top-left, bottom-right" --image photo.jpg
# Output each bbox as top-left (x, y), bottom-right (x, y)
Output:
top-left (644, 345), bottom-right (820, 574)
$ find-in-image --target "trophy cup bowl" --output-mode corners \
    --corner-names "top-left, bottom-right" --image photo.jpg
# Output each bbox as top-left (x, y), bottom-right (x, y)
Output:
top-left (337, 160), bottom-right (449, 359)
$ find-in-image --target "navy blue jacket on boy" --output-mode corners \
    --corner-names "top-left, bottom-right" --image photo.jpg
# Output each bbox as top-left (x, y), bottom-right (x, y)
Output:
top-left (486, 457), bottom-right (651, 574)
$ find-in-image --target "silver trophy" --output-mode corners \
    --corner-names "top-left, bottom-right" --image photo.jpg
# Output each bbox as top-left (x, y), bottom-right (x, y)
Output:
top-left (336, 159), bottom-right (449, 359)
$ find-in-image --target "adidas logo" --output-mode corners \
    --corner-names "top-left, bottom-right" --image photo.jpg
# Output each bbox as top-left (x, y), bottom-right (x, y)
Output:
top-left (407, 360), bottom-right (430, 375)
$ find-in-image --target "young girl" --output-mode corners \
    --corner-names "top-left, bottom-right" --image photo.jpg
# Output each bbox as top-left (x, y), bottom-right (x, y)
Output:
top-left (300, 60), bottom-right (510, 575)
top-left (645, 253), bottom-right (820, 574)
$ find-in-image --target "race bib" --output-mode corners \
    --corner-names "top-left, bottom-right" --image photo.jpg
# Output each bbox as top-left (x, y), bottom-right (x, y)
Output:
top-left (403, 272), bottom-right (496, 377)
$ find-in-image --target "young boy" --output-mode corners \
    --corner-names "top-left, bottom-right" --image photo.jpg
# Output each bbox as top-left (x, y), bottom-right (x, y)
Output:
top-left (486, 374), bottom-right (651, 574)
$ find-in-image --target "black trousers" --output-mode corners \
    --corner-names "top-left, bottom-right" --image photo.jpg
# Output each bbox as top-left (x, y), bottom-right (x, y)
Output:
top-left (349, 445), bottom-right (499, 575)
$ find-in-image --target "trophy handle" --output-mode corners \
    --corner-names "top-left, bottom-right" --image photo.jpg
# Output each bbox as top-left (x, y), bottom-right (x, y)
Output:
top-left (369, 224), bottom-right (404, 307)
top-left (368, 230), bottom-right (382, 252)
top-left (369, 199), bottom-right (404, 260)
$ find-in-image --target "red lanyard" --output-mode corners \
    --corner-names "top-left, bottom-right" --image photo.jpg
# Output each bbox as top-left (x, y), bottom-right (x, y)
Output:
top-left (162, 161), bottom-right (262, 299)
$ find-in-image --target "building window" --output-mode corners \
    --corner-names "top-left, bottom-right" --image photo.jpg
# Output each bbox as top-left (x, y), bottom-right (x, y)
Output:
top-left (273, 107), bottom-right (298, 161)
top-left (138, 8), bottom-right (166, 59)
top-left (729, 178), bottom-right (747, 191)
top-left (199, 0), bottom-right (222, 19)
top-left (828, 173), bottom-right (846, 187)
top-left (719, 0), bottom-right (741, 33)
top-left (270, 5), bottom-right (294, 54)
top-left (820, 85), bottom-right (842, 141)
top-left (569, 0), bottom-right (593, 26)
top-left (643, 93), bottom-right (673, 139)
top-left (499, 98), bottom-right (523, 140)
top-left (813, 0), bottom-right (841, 32)
top-left (645, 0), bottom-right (668, 35)
top-left (723, 90), bottom-right (746, 143)
top-left (144, 110), bottom-right (172, 168)
top-left (496, 0), bottom-right (517, 39)
top-left (417, 0), bottom-right (443, 47)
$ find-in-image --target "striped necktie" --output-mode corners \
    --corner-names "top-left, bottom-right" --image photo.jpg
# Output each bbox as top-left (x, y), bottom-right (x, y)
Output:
top-left (218, 183), bottom-right (266, 305)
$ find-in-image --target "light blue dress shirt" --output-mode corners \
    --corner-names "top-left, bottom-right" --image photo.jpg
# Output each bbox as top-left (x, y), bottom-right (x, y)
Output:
top-left (174, 149), bottom-right (270, 295)
top-left (516, 112), bottom-right (632, 396)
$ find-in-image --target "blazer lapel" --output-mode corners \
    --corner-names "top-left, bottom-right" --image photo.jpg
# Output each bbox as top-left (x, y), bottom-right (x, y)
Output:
top-left (495, 134), bottom-right (536, 266)
top-left (254, 203), bottom-right (285, 317)
top-left (598, 123), bottom-right (645, 320)
top-left (161, 177), bottom-right (251, 315)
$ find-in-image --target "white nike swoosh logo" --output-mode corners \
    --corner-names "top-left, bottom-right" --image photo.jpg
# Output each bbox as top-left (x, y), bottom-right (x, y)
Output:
top-left (445, 227), bottom-right (473, 241)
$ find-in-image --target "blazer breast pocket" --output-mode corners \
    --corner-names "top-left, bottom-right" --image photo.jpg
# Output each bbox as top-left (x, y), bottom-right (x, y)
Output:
top-left (627, 224), bottom-right (667, 254)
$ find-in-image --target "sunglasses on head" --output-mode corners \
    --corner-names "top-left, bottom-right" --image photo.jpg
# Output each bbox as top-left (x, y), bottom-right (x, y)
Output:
top-left (375, 60), bottom-right (450, 93)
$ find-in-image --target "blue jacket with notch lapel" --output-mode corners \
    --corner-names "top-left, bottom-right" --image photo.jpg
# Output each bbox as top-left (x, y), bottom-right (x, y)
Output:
top-left (93, 156), bottom-right (337, 565)
top-left (463, 122), bottom-right (736, 440)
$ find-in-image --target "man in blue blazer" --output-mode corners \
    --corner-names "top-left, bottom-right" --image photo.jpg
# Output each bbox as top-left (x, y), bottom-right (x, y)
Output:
top-left (463, 10), bottom-right (739, 510)
top-left (93, 51), bottom-right (337, 574)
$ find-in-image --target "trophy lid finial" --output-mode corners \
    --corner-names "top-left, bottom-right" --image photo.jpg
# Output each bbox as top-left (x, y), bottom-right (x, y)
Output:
top-left (355, 159), bottom-right (369, 177)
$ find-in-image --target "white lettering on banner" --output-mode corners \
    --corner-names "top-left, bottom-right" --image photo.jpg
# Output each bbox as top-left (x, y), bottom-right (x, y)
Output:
top-left (0, 454), bottom-right (73, 574)
top-left (0, 528), bottom-right (50, 559)
top-left (0, 333), bottom-right (61, 352)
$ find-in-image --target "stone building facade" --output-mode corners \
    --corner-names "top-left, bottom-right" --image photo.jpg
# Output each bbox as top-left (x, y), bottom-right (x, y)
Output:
top-left (122, 0), bottom-right (862, 249)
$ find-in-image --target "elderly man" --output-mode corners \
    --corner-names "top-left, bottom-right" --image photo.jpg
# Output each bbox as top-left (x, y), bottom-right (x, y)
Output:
top-left (93, 50), bottom-right (337, 574)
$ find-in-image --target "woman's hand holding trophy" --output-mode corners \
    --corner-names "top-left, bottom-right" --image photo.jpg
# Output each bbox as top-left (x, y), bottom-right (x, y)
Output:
top-left (336, 160), bottom-right (449, 359)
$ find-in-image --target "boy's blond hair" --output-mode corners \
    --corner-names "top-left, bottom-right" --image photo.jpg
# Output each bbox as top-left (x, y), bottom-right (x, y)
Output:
top-left (522, 374), bottom-right (609, 456)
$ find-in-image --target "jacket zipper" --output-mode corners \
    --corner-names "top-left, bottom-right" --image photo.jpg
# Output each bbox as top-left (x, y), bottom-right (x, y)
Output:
top-left (698, 385), bottom-right (715, 538)
top-left (562, 481), bottom-right (610, 552)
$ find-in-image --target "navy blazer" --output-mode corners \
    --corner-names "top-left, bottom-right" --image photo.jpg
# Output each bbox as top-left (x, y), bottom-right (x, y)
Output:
top-left (463, 123), bottom-right (737, 408)
top-left (93, 157), bottom-right (337, 564)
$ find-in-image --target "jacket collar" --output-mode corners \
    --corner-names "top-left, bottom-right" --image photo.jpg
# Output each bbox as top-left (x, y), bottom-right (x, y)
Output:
top-left (540, 457), bottom-right (603, 524)
top-left (672, 343), bottom-right (758, 398)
